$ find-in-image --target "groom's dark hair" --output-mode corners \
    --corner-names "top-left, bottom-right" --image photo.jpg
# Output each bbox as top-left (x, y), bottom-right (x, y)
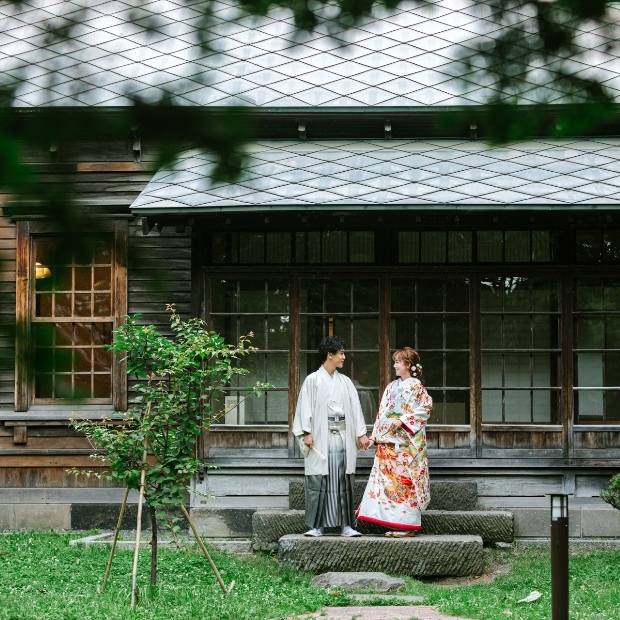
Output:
top-left (318, 336), bottom-right (346, 362)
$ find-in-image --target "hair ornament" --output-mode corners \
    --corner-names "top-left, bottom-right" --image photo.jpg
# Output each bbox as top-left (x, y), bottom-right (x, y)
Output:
top-left (412, 363), bottom-right (422, 378)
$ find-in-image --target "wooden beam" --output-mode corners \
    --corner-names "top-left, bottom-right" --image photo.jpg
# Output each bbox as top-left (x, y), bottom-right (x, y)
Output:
top-left (12, 426), bottom-right (27, 445)
top-left (76, 163), bottom-right (155, 172)
top-left (14, 220), bottom-right (30, 411)
top-left (113, 220), bottom-right (128, 411)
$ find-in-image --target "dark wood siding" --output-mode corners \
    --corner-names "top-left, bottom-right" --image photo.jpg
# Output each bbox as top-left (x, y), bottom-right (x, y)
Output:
top-left (0, 215), bottom-right (15, 409)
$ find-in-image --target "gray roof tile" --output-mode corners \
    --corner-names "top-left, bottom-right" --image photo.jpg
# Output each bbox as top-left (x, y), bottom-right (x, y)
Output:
top-left (131, 138), bottom-right (620, 211)
top-left (6, 0), bottom-right (620, 108)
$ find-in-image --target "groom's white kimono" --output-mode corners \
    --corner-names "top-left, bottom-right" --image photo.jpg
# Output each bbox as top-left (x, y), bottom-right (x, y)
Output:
top-left (293, 366), bottom-right (367, 529)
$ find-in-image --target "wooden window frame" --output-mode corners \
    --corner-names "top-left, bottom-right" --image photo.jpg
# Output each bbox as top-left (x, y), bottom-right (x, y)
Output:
top-left (15, 219), bottom-right (128, 412)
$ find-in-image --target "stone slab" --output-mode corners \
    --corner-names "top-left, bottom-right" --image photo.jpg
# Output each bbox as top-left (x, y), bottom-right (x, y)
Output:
top-left (513, 508), bottom-right (582, 538)
top-left (253, 509), bottom-right (512, 551)
top-left (190, 507), bottom-right (254, 538)
top-left (311, 571), bottom-right (405, 592)
top-left (289, 481), bottom-right (477, 512)
top-left (581, 506), bottom-right (620, 538)
top-left (0, 505), bottom-right (16, 530)
top-left (278, 534), bottom-right (484, 577)
top-left (70, 503), bottom-right (152, 530)
top-left (14, 504), bottom-right (70, 530)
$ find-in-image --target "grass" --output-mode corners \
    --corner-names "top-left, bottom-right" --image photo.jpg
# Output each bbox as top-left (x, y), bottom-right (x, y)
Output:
top-left (0, 532), bottom-right (619, 620)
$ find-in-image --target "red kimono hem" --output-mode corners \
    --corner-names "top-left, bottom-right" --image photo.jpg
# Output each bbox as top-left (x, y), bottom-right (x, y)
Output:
top-left (356, 513), bottom-right (422, 531)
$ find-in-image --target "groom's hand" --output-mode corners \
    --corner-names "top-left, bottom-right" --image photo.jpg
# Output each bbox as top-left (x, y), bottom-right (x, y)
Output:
top-left (303, 433), bottom-right (314, 449)
top-left (358, 435), bottom-right (370, 450)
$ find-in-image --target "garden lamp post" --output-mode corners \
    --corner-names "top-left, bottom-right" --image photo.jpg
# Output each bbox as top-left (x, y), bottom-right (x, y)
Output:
top-left (550, 493), bottom-right (569, 620)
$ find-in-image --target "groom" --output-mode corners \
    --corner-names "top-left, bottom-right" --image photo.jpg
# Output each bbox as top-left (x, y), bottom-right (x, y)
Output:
top-left (293, 335), bottom-right (370, 537)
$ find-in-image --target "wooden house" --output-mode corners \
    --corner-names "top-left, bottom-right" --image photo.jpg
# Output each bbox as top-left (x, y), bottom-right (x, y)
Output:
top-left (2, 0), bottom-right (620, 536)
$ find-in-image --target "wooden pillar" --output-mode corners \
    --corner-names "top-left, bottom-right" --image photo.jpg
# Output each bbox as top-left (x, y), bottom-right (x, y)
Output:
top-left (15, 220), bottom-right (30, 412)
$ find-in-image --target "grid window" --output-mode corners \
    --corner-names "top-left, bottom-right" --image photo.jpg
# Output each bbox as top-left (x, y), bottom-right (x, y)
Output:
top-left (208, 278), bottom-right (290, 424)
top-left (480, 276), bottom-right (561, 423)
top-left (573, 278), bottom-right (620, 423)
top-left (300, 278), bottom-right (380, 424)
top-left (32, 238), bottom-right (113, 402)
top-left (390, 278), bottom-right (470, 424)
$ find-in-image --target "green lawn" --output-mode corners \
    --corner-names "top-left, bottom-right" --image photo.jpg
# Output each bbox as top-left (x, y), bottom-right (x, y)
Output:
top-left (0, 532), bottom-right (618, 620)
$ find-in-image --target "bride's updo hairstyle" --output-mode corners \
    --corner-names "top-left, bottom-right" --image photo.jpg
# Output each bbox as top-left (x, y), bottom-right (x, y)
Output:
top-left (393, 347), bottom-right (423, 379)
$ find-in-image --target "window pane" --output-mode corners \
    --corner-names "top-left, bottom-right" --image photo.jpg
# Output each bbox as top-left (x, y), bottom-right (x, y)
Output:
top-left (575, 280), bottom-right (602, 311)
top-left (532, 315), bottom-right (557, 348)
top-left (347, 352), bottom-right (379, 390)
top-left (240, 316), bottom-right (265, 349)
top-left (266, 354), bottom-right (289, 387)
top-left (398, 232), bottom-right (419, 263)
top-left (211, 279), bottom-right (237, 314)
top-left (504, 391), bottom-right (531, 422)
top-left (417, 280), bottom-right (443, 312)
top-left (481, 353), bottom-right (502, 387)
top-left (266, 233), bottom-right (291, 264)
top-left (417, 315), bottom-right (443, 349)
top-left (210, 316), bottom-right (236, 345)
top-left (505, 231), bottom-right (530, 262)
top-left (94, 293), bottom-right (110, 316)
top-left (576, 390), bottom-right (604, 422)
top-left (391, 280), bottom-right (416, 313)
top-left (446, 352), bottom-right (469, 387)
top-left (576, 231), bottom-right (601, 263)
top-left (575, 318), bottom-right (604, 349)
top-left (504, 353), bottom-right (531, 387)
top-left (603, 231), bottom-right (620, 263)
top-left (576, 352), bottom-right (603, 387)
top-left (445, 280), bottom-right (469, 311)
top-left (267, 315), bottom-right (289, 349)
top-left (267, 280), bottom-right (289, 313)
top-left (325, 280), bottom-right (351, 313)
top-left (532, 353), bottom-right (559, 387)
top-left (322, 231), bottom-right (346, 263)
top-left (532, 230), bottom-right (552, 262)
top-left (446, 315), bottom-right (469, 348)
top-left (75, 293), bottom-right (92, 317)
top-left (353, 280), bottom-right (379, 312)
top-left (239, 232), bottom-right (264, 263)
top-left (239, 281), bottom-right (265, 312)
top-left (421, 231), bottom-right (446, 263)
top-left (421, 351), bottom-right (443, 387)
top-left (74, 267), bottom-right (91, 291)
top-left (480, 278), bottom-right (503, 311)
top-left (503, 316), bottom-right (531, 348)
top-left (481, 316), bottom-right (502, 348)
top-left (93, 374), bottom-right (111, 399)
top-left (482, 390), bottom-right (502, 422)
top-left (478, 230), bottom-right (503, 262)
top-left (55, 293), bottom-right (72, 317)
top-left (351, 318), bottom-right (379, 349)
top-left (445, 390), bottom-right (470, 424)
top-left (301, 280), bottom-right (324, 313)
top-left (266, 391), bottom-right (288, 423)
top-left (94, 267), bottom-right (111, 290)
top-left (350, 231), bottom-right (374, 263)
top-left (391, 317), bottom-right (416, 349)
top-left (448, 231), bottom-right (472, 263)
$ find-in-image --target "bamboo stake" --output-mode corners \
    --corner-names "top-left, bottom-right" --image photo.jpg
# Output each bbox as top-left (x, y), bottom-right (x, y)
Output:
top-left (130, 440), bottom-right (148, 609)
top-left (180, 504), bottom-right (234, 595)
top-left (101, 485), bottom-right (130, 593)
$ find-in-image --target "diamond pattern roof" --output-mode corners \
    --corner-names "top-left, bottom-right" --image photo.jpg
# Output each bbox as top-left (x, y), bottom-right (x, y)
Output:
top-left (130, 138), bottom-right (620, 211)
top-left (3, 0), bottom-right (620, 107)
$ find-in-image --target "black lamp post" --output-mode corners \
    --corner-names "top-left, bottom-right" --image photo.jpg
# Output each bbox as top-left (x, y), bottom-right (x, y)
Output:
top-left (550, 494), bottom-right (569, 620)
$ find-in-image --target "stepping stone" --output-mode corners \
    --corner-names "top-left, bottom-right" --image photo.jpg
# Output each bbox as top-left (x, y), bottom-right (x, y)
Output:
top-left (252, 509), bottom-right (513, 551)
top-left (289, 481), bottom-right (478, 512)
top-left (278, 534), bottom-right (484, 577)
top-left (311, 571), bottom-right (406, 592)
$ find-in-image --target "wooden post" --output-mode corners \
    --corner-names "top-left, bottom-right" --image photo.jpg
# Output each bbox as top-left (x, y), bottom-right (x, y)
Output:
top-left (101, 486), bottom-right (130, 593)
top-left (130, 442), bottom-right (148, 608)
top-left (180, 504), bottom-right (234, 595)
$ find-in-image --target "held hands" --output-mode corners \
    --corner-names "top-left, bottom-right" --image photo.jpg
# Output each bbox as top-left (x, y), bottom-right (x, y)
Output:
top-left (358, 434), bottom-right (371, 450)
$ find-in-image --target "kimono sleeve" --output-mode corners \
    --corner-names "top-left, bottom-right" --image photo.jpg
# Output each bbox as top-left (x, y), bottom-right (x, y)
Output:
top-left (400, 381), bottom-right (432, 436)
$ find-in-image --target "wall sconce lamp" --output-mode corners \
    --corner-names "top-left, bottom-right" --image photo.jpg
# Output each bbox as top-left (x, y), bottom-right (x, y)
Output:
top-left (35, 262), bottom-right (51, 279)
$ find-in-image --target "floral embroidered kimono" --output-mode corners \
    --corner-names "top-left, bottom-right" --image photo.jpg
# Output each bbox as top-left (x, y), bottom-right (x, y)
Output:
top-left (357, 377), bottom-right (432, 531)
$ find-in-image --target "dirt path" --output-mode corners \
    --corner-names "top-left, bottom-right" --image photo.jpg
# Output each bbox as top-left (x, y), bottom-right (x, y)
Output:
top-left (292, 605), bottom-right (475, 620)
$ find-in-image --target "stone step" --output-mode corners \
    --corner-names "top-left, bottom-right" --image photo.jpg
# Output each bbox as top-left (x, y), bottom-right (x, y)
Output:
top-left (278, 534), bottom-right (484, 577)
top-left (253, 509), bottom-right (513, 551)
top-left (289, 480), bottom-right (478, 512)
